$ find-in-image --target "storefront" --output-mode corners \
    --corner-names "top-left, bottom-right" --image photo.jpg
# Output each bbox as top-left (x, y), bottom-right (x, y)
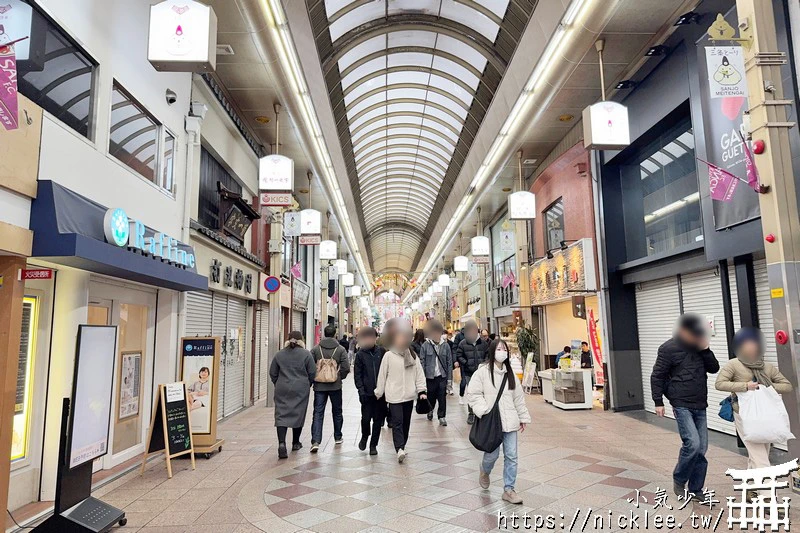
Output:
top-left (292, 278), bottom-right (310, 337)
top-left (13, 180), bottom-right (207, 507)
top-left (185, 230), bottom-right (260, 420)
top-left (253, 273), bottom-right (272, 403)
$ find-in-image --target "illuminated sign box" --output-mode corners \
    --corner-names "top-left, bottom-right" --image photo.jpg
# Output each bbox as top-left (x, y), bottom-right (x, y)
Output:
top-left (148, 0), bottom-right (217, 73)
top-left (583, 101), bottom-right (631, 150)
top-left (259, 154), bottom-right (294, 191)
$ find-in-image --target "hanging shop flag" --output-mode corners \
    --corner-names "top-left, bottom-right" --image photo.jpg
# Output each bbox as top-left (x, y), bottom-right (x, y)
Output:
top-left (705, 46), bottom-right (747, 99)
top-left (259, 154), bottom-right (294, 191)
top-left (283, 211), bottom-right (301, 237)
top-left (738, 131), bottom-right (761, 191)
top-left (290, 261), bottom-right (302, 279)
top-left (500, 231), bottom-right (515, 254)
top-left (587, 309), bottom-right (605, 386)
top-left (701, 159), bottom-right (740, 202)
top-left (331, 292), bottom-right (339, 305)
top-left (0, 37), bottom-right (19, 130)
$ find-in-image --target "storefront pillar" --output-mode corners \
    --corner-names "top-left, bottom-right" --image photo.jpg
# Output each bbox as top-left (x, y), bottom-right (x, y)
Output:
top-left (477, 208), bottom-right (489, 329)
top-left (0, 256), bottom-right (26, 515)
top-left (40, 268), bottom-right (90, 501)
top-left (339, 253), bottom-right (348, 335)
top-left (267, 213), bottom-right (283, 408)
top-left (736, 0), bottom-right (800, 463)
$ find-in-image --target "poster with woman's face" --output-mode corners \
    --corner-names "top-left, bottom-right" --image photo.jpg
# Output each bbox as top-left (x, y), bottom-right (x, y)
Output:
top-left (181, 339), bottom-right (215, 434)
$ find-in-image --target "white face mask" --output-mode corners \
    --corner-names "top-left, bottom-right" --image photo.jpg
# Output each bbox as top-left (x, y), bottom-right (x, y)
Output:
top-left (495, 350), bottom-right (508, 363)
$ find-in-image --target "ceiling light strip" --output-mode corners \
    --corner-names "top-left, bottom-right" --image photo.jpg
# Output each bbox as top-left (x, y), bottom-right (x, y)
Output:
top-left (403, 0), bottom-right (594, 304)
top-left (263, 0), bottom-right (371, 287)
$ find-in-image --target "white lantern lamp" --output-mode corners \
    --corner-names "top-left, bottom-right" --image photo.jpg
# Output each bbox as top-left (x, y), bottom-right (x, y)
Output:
top-left (508, 190), bottom-right (537, 220)
top-left (300, 209), bottom-right (321, 234)
top-left (333, 259), bottom-right (348, 277)
top-left (319, 240), bottom-right (337, 260)
top-left (342, 273), bottom-right (354, 287)
top-left (438, 273), bottom-right (450, 287)
top-left (454, 255), bottom-right (469, 272)
top-left (471, 236), bottom-right (490, 256)
top-left (351, 285), bottom-right (362, 296)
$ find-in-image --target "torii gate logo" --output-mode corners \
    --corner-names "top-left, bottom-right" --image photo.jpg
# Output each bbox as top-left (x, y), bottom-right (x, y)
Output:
top-left (726, 459), bottom-right (798, 531)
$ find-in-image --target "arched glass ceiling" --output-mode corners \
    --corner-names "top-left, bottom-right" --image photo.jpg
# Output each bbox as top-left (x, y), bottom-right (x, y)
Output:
top-left (307, 0), bottom-right (536, 274)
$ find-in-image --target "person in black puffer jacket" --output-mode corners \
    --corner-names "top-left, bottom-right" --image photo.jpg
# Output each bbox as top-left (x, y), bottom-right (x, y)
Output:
top-left (455, 320), bottom-right (488, 424)
top-left (651, 313), bottom-right (720, 500)
top-left (354, 327), bottom-right (386, 455)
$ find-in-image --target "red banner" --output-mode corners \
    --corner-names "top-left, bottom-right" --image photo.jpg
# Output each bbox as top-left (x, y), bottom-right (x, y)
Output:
top-left (587, 309), bottom-right (605, 386)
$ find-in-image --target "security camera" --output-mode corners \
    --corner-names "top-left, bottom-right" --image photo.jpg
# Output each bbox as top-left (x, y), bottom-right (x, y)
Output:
top-left (165, 89), bottom-right (177, 105)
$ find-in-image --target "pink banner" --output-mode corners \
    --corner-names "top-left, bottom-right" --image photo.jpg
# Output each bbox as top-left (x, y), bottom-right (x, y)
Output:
top-left (290, 261), bottom-right (302, 279)
top-left (704, 160), bottom-right (739, 202)
top-left (587, 309), bottom-right (605, 386)
top-left (739, 131), bottom-right (760, 191)
top-left (0, 41), bottom-right (19, 131)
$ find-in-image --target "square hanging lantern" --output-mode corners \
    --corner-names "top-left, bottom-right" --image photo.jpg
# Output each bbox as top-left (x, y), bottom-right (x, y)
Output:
top-left (148, 0), bottom-right (218, 73)
top-left (342, 273), bottom-right (354, 287)
top-left (351, 286), bottom-right (362, 296)
top-left (433, 281), bottom-right (442, 294)
top-left (334, 259), bottom-right (348, 277)
top-left (438, 274), bottom-right (450, 287)
top-left (508, 191), bottom-right (537, 220)
top-left (258, 154), bottom-right (294, 191)
top-left (423, 292), bottom-right (431, 302)
top-left (300, 209), bottom-right (321, 235)
top-left (412, 302), bottom-right (420, 311)
top-left (454, 255), bottom-right (469, 272)
top-left (319, 240), bottom-right (337, 260)
top-left (471, 236), bottom-right (490, 256)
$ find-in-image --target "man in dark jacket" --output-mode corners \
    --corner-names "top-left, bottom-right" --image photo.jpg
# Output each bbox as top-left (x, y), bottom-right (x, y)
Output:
top-left (310, 325), bottom-right (351, 452)
top-left (418, 319), bottom-right (453, 426)
top-left (353, 327), bottom-right (385, 455)
top-left (456, 320), bottom-right (487, 424)
top-left (651, 313), bottom-right (720, 500)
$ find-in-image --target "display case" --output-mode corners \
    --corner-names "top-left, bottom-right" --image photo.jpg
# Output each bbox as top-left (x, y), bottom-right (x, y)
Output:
top-left (550, 369), bottom-right (593, 410)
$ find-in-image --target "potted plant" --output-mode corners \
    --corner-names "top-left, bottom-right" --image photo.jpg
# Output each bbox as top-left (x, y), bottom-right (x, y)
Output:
top-left (515, 324), bottom-right (540, 371)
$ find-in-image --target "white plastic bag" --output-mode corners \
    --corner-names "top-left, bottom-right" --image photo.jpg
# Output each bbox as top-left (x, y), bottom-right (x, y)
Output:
top-left (737, 386), bottom-right (795, 444)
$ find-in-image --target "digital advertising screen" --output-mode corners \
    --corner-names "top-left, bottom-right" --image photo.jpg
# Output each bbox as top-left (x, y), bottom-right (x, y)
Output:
top-left (68, 325), bottom-right (117, 469)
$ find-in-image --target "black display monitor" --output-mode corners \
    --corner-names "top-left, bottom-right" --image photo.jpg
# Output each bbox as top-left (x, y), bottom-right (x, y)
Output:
top-left (67, 325), bottom-right (117, 470)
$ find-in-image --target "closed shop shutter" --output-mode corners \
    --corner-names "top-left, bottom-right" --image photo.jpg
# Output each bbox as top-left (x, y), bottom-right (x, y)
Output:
top-left (185, 292), bottom-right (213, 336)
top-left (680, 269), bottom-right (735, 435)
top-left (292, 310), bottom-right (304, 335)
top-left (212, 293), bottom-right (228, 419)
top-left (225, 296), bottom-right (248, 417)
top-left (636, 277), bottom-right (681, 417)
top-left (257, 305), bottom-right (270, 400)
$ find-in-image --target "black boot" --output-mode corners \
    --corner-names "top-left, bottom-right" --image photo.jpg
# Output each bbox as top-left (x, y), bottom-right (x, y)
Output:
top-left (278, 443), bottom-right (288, 459)
top-left (359, 435), bottom-right (368, 451)
top-left (292, 442), bottom-right (303, 451)
top-left (369, 446), bottom-right (378, 456)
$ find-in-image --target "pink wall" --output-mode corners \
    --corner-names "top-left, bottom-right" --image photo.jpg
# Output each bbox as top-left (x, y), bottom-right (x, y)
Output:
top-left (530, 143), bottom-right (596, 259)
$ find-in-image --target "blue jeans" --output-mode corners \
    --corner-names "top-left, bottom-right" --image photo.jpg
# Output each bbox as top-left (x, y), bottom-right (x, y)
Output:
top-left (673, 407), bottom-right (708, 494)
top-left (311, 389), bottom-right (343, 444)
top-left (481, 431), bottom-right (518, 492)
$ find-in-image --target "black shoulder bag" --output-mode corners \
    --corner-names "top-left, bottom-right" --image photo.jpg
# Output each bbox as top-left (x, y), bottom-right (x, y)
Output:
top-left (469, 373), bottom-right (508, 452)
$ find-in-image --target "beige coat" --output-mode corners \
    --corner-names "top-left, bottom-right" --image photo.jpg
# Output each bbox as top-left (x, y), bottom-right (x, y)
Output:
top-left (715, 358), bottom-right (792, 412)
top-left (374, 349), bottom-right (427, 404)
top-left (467, 363), bottom-right (531, 432)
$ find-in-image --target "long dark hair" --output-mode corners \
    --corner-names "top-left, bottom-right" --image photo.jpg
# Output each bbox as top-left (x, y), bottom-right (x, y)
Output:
top-left (413, 328), bottom-right (425, 345)
top-left (486, 339), bottom-right (515, 390)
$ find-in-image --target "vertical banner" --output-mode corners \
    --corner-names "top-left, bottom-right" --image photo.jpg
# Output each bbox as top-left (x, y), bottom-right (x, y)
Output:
top-left (698, 40), bottom-right (760, 229)
top-left (0, 38), bottom-right (19, 130)
top-left (587, 309), bottom-right (605, 386)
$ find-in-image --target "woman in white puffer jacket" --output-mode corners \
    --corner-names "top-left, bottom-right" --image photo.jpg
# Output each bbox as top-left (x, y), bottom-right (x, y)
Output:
top-left (467, 339), bottom-right (531, 505)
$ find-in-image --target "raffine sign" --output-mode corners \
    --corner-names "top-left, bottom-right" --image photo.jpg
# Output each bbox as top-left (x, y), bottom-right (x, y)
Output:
top-left (104, 208), bottom-right (196, 269)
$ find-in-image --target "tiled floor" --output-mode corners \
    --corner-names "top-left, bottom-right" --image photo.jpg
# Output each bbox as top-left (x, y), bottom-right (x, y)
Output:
top-left (80, 381), bottom-right (798, 532)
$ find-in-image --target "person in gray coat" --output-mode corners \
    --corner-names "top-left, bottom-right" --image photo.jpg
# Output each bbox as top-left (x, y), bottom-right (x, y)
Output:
top-left (418, 319), bottom-right (453, 426)
top-left (269, 331), bottom-right (316, 459)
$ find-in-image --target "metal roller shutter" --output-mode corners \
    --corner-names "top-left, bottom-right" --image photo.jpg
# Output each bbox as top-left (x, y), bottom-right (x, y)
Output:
top-left (185, 292), bottom-right (213, 336)
top-left (680, 269), bottom-right (735, 435)
top-left (291, 310), bottom-right (304, 335)
top-left (225, 296), bottom-right (247, 417)
top-left (257, 305), bottom-right (270, 400)
top-left (636, 277), bottom-right (681, 417)
top-left (212, 293), bottom-right (228, 419)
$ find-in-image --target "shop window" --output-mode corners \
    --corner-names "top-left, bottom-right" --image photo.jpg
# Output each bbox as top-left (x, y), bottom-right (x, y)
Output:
top-left (11, 1), bottom-right (98, 138)
top-left (198, 147), bottom-right (243, 230)
top-left (622, 118), bottom-right (701, 260)
top-left (12, 297), bottom-right (37, 463)
top-left (109, 82), bottom-right (175, 193)
top-left (544, 198), bottom-right (565, 252)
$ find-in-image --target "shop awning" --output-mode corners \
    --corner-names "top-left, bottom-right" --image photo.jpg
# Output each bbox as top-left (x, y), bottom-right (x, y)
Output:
top-left (30, 181), bottom-right (208, 292)
top-left (459, 303), bottom-right (480, 323)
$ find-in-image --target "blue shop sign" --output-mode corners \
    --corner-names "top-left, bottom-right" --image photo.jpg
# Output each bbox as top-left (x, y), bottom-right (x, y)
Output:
top-left (103, 207), bottom-right (196, 269)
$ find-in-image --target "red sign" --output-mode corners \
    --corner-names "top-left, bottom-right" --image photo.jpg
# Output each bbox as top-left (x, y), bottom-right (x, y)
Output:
top-left (299, 235), bottom-right (321, 246)
top-left (587, 309), bottom-right (605, 386)
top-left (473, 255), bottom-right (490, 265)
top-left (20, 268), bottom-right (53, 280)
top-left (260, 192), bottom-right (293, 206)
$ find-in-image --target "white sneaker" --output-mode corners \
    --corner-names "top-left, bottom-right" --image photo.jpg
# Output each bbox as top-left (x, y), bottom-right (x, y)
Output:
top-left (459, 397), bottom-right (465, 405)
top-left (397, 449), bottom-right (406, 463)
